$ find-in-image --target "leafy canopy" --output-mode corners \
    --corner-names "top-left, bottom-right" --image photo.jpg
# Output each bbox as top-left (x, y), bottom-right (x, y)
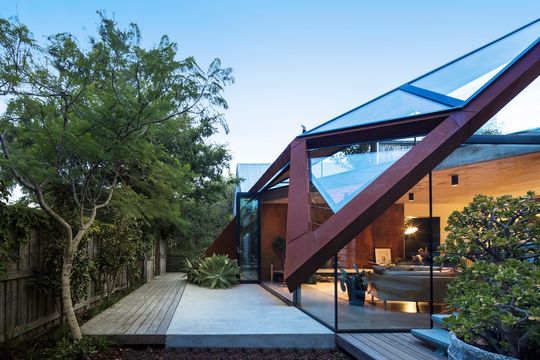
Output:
top-left (0, 13), bottom-right (234, 340)
top-left (439, 192), bottom-right (540, 359)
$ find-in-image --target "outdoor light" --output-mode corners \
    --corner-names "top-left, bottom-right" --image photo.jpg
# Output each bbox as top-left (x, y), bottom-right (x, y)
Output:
top-left (408, 192), bottom-right (414, 201)
top-left (451, 174), bottom-right (459, 186)
top-left (404, 226), bottom-right (418, 235)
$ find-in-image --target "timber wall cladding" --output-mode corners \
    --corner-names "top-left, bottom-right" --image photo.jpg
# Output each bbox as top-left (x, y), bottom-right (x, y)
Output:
top-left (0, 229), bottom-right (154, 342)
top-left (310, 202), bottom-right (405, 269)
top-left (260, 203), bottom-right (288, 281)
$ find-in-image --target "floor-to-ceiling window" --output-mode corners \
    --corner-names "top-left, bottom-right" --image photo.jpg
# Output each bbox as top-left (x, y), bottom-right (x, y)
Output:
top-left (281, 72), bottom-right (540, 331)
top-left (237, 194), bottom-right (261, 282)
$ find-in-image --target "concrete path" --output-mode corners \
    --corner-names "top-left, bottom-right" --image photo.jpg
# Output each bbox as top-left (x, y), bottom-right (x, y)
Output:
top-left (166, 283), bottom-right (335, 348)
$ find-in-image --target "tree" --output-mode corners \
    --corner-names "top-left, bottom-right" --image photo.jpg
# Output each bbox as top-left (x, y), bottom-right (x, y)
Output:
top-left (439, 192), bottom-right (540, 358)
top-left (0, 15), bottom-right (233, 340)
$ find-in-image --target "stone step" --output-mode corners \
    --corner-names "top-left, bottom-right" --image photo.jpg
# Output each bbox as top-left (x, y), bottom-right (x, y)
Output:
top-left (431, 313), bottom-right (453, 328)
top-left (411, 328), bottom-right (451, 355)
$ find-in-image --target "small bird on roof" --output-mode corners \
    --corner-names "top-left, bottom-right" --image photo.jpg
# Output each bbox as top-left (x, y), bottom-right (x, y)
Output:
top-left (301, 125), bottom-right (306, 133)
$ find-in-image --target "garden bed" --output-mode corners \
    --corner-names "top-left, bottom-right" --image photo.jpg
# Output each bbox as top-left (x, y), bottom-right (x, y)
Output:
top-left (90, 346), bottom-right (353, 360)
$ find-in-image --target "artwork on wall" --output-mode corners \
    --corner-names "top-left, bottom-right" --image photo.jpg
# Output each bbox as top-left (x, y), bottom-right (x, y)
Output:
top-left (375, 247), bottom-right (392, 265)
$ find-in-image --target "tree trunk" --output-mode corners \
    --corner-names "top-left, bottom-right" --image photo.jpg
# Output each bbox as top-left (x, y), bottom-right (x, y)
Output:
top-left (61, 247), bottom-right (82, 341)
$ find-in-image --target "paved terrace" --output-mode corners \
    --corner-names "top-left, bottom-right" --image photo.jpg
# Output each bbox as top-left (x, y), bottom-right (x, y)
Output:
top-left (81, 273), bottom-right (334, 348)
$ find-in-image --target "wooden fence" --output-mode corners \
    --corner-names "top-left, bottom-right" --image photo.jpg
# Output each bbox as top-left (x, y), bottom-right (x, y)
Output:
top-left (0, 229), bottom-right (163, 342)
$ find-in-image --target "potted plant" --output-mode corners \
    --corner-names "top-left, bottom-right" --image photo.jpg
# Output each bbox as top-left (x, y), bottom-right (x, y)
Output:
top-left (272, 235), bottom-right (286, 282)
top-left (438, 192), bottom-right (540, 360)
top-left (339, 264), bottom-right (368, 306)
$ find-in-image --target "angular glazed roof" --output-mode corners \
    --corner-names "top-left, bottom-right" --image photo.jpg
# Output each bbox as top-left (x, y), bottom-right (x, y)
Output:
top-left (305, 18), bottom-right (540, 135)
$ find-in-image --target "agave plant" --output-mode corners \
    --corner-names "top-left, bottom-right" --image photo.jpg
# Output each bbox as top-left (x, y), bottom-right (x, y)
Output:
top-left (180, 255), bottom-right (203, 283)
top-left (195, 254), bottom-right (240, 289)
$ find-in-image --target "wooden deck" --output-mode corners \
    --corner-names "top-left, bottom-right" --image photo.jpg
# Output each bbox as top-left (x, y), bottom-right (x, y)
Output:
top-left (81, 273), bottom-right (187, 345)
top-left (337, 332), bottom-right (446, 360)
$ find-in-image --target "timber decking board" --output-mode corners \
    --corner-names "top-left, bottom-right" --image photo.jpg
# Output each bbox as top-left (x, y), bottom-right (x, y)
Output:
top-left (135, 278), bottom-right (178, 334)
top-left (377, 332), bottom-right (442, 360)
top-left (337, 332), bottom-right (446, 360)
top-left (81, 273), bottom-right (186, 343)
top-left (156, 277), bottom-right (187, 334)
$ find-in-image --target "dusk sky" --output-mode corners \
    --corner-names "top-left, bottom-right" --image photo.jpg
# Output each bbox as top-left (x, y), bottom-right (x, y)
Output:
top-left (1, 1), bottom-right (539, 172)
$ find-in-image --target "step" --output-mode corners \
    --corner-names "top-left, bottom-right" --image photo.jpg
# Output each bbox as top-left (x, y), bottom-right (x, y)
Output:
top-left (411, 328), bottom-right (451, 355)
top-left (431, 314), bottom-right (453, 327)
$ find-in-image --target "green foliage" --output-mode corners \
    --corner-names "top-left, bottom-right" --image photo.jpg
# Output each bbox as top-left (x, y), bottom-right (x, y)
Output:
top-left (0, 203), bottom-right (51, 277)
top-left (181, 255), bottom-right (203, 283)
top-left (183, 254), bottom-right (240, 289)
top-left (30, 238), bottom-right (95, 304)
top-left (339, 264), bottom-right (368, 292)
top-left (197, 254), bottom-right (240, 289)
top-left (1, 13), bottom-right (234, 339)
top-left (440, 192), bottom-right (540, 265)
top-left (446, 260), bottom-right (540, 358)
top-left (439, 192), bottom-right (540, 358)
top-left (0, 325), bottom-right (112, 360)
top-left (40, 335), bottom-right (109, 360)
top-left (90, 215), bottom-right (151, 298)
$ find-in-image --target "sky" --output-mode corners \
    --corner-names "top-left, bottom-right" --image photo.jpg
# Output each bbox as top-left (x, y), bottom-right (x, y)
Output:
top-left (1, 0), bottom-right (539, 173)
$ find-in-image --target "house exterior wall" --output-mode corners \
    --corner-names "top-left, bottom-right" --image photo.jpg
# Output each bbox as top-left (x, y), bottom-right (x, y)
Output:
top-left (260, 203), bottom-right (287, 281)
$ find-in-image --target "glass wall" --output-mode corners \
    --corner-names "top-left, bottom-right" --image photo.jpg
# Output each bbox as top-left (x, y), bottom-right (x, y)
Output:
top-left (291, 73), bottom-right (540, 330)
top-left (297, 258), bottom-right (337, 330)
top-left (335, 175), bottom-right (434, 331)
top-left (237, 194), bottom-right (260, 281)
top-left (297, 136), bottom-right (430, 330)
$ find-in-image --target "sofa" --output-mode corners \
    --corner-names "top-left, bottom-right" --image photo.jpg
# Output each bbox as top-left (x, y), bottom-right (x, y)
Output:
top-left (367, 265), bottom-right (455, 309)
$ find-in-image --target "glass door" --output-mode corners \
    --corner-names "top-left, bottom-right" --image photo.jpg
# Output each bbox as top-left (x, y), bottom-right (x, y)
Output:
top-left (237, 194), bottom-right (260, 282)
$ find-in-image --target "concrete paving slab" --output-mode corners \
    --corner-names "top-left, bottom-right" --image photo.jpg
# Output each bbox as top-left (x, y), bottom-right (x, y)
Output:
top-left (166, 283), bottom-right (335, 348)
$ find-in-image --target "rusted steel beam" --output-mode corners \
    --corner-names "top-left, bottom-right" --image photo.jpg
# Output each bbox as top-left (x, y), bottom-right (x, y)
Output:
top-left (205, 217), bottom-right (237, 259)
top-left (249, 143), bottom-right (291, 193)
top-left (285, 138), bottom-right (311, 243)
top-left (304, 112), bottom-right (451, 150)
top-left (284, 41), bottom-right (540, 291)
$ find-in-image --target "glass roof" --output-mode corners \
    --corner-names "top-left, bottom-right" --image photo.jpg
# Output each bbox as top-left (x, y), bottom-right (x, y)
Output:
top-left (476, 75), bottom-right (540, 135)
top-left (305, 18), bottom-right (540, 136)
top-left (305, 90), bottom-right (450, 135)
top-left (310, 138), bottom-right (417, 212)
top-left (412, 19), bottom-right (540, 100)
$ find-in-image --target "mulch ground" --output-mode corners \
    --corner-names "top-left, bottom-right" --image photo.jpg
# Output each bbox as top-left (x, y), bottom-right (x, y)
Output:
top-left (90, 346), bottom-right (353, 360)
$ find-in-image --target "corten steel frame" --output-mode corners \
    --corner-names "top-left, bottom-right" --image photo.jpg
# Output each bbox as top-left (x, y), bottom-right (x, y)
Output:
top-left (205, 29), bottom-right (540, 292)
top-left (283, 40), bottom-right (540, 291)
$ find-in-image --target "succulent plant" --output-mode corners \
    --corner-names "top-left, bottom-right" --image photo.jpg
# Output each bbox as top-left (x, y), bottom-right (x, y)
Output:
top-left (183, 254), bottom-right (240, 289)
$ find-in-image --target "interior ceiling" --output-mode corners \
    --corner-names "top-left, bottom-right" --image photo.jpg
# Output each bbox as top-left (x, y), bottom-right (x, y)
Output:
top-left (397, 151), bottom-right (540, 205)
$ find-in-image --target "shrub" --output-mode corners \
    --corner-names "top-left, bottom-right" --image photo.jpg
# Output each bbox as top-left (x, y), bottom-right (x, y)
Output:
top-left (181, 255), bottom-right (203, 283)
top-left (439, 192), bottom-right (540, 359)
top-left (0, 325), bottom-right (112, 360)
top-left (182, 254), bottom-right (240, 289)
top-left (197, 254), bottom-right (240, 289)
top-left (90, 217), bottom-right (151, 298)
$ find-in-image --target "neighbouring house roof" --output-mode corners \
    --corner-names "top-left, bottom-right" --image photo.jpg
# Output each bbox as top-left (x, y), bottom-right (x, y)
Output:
top-left (232, 163), bottom-right (271, 214)
top-left (235, 163), bottom-right (271, 193)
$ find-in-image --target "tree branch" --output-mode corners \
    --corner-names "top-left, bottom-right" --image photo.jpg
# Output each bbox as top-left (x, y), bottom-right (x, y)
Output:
top-left (0, 130), bottom-right (37, 191)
